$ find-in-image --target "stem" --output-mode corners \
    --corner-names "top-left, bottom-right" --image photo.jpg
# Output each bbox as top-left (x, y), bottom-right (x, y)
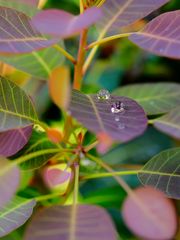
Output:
top-left (73, 29), bottom-right (88, 90)
top-left (0, 149), bottom-right (61, 176)
top-left (81, 170), bottom-right (139, 180)
top-left (35, 191), bottom-right (65, 202)
top-left (80, 0), bottom-right (84, 13)
top-left (87, 32), bottom-right (133, 49)
top-left (73, 163), bottom-right (80, 205)
top-left (53, 45), bottom-right (77, 64)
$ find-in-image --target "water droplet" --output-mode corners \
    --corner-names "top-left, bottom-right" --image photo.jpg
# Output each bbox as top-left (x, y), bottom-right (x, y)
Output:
top-left (97, 89), bottom-right (111, 100)
top-left (115, 115), bottom-right (120, 122)
top-left (111, 102), bottom-right (125, 113)
top-left (118, 123), bottom-right (125, 130)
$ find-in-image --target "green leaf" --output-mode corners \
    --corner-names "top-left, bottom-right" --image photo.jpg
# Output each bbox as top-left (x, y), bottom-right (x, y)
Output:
top-left (0, 196), bottom-right (36, 237)
top-left (0, 44), bottom-right (65, 79)
top-left (0, 77), bottom-right (38, 132)
top-left (18, 130), bottom-right (60, 170)
top-left (138, 148), bottom-right (180, 199)
top-left (154, 107), bottom-right (180, 139)
top-left (113, 83), bottom-right (180, 115)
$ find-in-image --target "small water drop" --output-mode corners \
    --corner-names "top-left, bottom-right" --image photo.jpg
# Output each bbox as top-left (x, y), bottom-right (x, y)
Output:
top-left (115, 115), bottom-right (120, 122)
top-left (118, 123), bottom-right (125, 130)
top-left (97, 89), bottom-right (111, 100)
top-left (111, 102), bottom-right (125, 113)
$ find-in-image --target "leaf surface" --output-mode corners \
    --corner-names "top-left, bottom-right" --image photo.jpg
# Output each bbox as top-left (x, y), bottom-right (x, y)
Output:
top-left (69, 90), bottom-right (147, 142)
top-left (113, 83), bottom-right (180, 115)
top-left (129, 11), bottom-right (180, 59)
top-left (0, 77), bottom-right (38, 131)
top-left (0, 158), bottom-right (20, 207)
top-left (0, 196), bottom-right (36, 237)
top-left (154, 107), bottom-right (180, 139)
top-left (138, 148), bottom-right (180, 199)
top-left (31, 7), bottom-right (102, 38)
top-left (0, 125), bottom-right (32, 157)
top-left (49, 66), bottom-right (71, 110)
top-left (25, 204), bottom-right (118, 240)
top-left (0, 7), bottom-right (57, 54)
top-left (97, 0), bottom-right (170, 36)
top-left (0, 43), bottom-right (65, 79)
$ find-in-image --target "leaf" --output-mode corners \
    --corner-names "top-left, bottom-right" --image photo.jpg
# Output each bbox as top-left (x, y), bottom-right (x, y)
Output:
top-left (24, 204), bottom-right (118, 240)
top-left (97, 0), bottom-right (170, 37)
top-left (138, 148), bottom-right (180, 199)
top-left (154, 107), bottom-right (180, 139)
top-left (122, 187), bottom-right (177, 240)
top-left (69, 90), bottom-right (147, 142)
top-left (0, 0), bottom-right (38, 17)
top-left (0, 158), bottom-right (20, 207)
top-left (31, 7), bottom-right (103, 38)
top-left (0, 125), bottom-right (32, 157)
top-left (0, 43), bottom-right (65, 79)
top-left (49, 66), bottom-right (71, 110)
top-left (0, 196), bottom-right (36, 237)
top-left (113, 83), bottom-right (180, 115)
top-left (18, 130), bottom-right (60, 170)
top-left (83, 0), bottom-right (105, 8)
top-left (129, 10), bottom-right (180, 59)
top-left (0, 77), bottom-right (38, 132)
top-left (0, 7), bottom-right (57, 54)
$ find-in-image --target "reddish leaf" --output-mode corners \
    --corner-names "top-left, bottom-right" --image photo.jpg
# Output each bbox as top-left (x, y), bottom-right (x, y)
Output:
top-left (129, 10), bottom-right (180, 59)
top-left (0, 126), bottom-right (32, 157)
top-left (0, 158), bottom-right (20, 207)
top-left (25, 205), bottom-right (118, 240)
top-left (0, 7), bottom-right (57, 54)
top-left (31, 7), bottom-right (102, 38)
top-left (122, 187), bottom-right (177, 240)
top-left (97, 0), bottom-right (170, 36)
top-left (69, 90), bottom-right (148, 142)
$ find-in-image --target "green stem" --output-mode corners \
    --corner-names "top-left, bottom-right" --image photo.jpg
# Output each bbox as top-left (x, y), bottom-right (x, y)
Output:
top-left (81, 170), bottom-right (139, 180)
top-left (73, 163), bottom-right (80, 205)
top-left (0, 149), bottom-right (62, 176)
top-left (53, 45), bottom-right (76, 64)
top-left (35, 191), bottom-right (64, 202)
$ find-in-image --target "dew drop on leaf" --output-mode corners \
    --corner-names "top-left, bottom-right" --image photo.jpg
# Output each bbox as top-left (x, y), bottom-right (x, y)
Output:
top-left (97, 89), bottom-right (111, 100)
top-left (118, 123), bottom-right (125, 130)
top-left (115, 115), bottom-right (120, 122)
top-left (111, 102), bottom-right (125, 113)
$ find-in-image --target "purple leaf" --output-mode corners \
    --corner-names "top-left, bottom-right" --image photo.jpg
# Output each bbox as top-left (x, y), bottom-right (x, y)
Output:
top-left (31, 7), bottom-right (102, 38)
top-left (129, 10), bottom-right (180, 59)
top-left (0, 196), bottom-right (36, 237)
top-left (0, 126), bottom-right (33, 157)
top-left (0, 158), bottom-right (20, 207)
top-left (0, 7), bottom-right (57, 54)
top-left (97, 0), bottom-right (170, 36)
top-left (154, 107), bottom-right (180, 139)
top-left (69, 90), bottom-right (148, 142)
top-left (25, 204), bottom-right (118, 240)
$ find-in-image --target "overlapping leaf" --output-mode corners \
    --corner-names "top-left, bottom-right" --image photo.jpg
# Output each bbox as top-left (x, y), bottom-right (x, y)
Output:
top-left (18, 130), bottom-right (60, 170)
top-left (0, 196), bottom-right (36, 237)
top-left (69, 90), bottom-right (147, 142)
top-left (0, 77), bottom-right (38, 131)
top-left (0, 43), bottom-right (65, 79)
top-left (25, 204), bottom-right (118, 240)
top-left (31, 7), bottom-right (102, 38)
top-left (0, 125), bottom-right (32, 157)
top-left (97, 0), bottom-right (170, 37)
top-left (129, 11), bottom-right (180, 59)
top-left (138, 148), bottom-right (180, 199)
top-left (113, 83), bottom-right (180, 115)
top-left (154, 107), bottom-right (180, 139)
top-left (49, 66), bottom-right (71, 110)
top-left (0, 0), bottom-right (38, 17)
top-left (0, 158), bottom-right (20, 207)
top-left (0, 7), bottom-right (57, 54)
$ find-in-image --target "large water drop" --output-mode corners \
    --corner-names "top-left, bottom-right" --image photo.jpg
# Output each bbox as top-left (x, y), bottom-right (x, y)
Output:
top-left (97, 89), bottom-right (111, 100)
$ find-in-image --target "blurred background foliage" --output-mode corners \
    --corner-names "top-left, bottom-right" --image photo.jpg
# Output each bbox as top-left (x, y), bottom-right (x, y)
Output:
top-left (0, 0), bottom-right (179, 239)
